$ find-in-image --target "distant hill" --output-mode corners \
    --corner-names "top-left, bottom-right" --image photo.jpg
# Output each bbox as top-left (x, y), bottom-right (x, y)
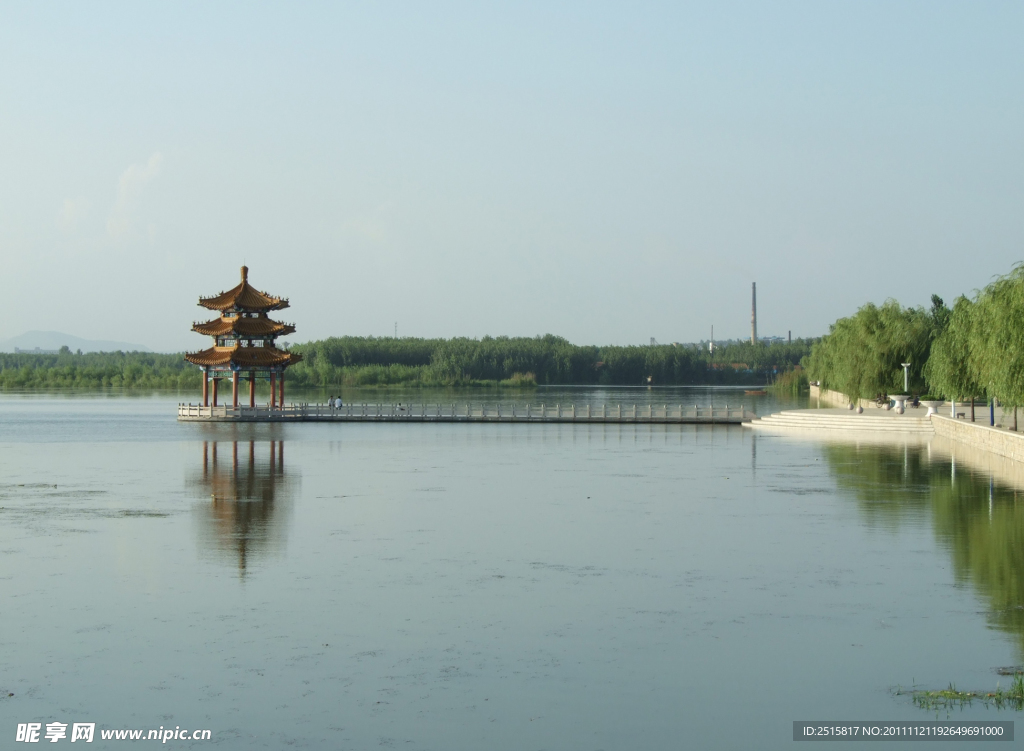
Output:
top-left (0, 330), bottom-right (151, 354)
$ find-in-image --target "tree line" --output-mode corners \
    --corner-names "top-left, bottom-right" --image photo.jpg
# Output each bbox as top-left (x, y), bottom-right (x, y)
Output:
top-left (286, 335), bottom-right (814, 387)
top-left (0, 348), bottom-right (201, 389)
top-left (0, 336), bottom-right (814, 390)
top-left (805, 262), bottom-right (1024, 407)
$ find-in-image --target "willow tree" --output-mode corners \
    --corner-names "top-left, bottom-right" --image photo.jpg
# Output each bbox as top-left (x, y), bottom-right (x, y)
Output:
top-left (923, 295), bottom-right (981, 405)
top-left (806, 300), bottom-right (935, 403)
top-left (971, 265), bottom-right (1024, 410)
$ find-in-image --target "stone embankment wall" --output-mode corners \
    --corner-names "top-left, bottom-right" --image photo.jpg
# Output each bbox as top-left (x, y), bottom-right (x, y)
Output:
top-left (809, 384), bottom-right (876, 410)
top-left (931, 415), bottom-right (1024, 464)
top-left (807, 387), bottom-right (1024, 466)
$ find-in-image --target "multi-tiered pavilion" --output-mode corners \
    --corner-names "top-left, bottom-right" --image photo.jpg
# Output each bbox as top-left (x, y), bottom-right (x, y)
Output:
top-left (185, 266), bottom-right (301, 409)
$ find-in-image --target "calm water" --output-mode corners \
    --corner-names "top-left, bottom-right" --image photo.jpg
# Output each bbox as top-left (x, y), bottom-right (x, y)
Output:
top-left (1, 389), bottom-right (1022, 749)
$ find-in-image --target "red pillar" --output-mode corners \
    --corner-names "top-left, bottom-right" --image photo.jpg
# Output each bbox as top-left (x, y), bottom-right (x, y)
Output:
top-left (270, 373), bottom-right (277, 408)
top-left (232, 371), bottom-right (239, 409)
top-left (202, 371), bottom-right (209, 407)
top-left (249, 374), bottom-right (256, 408)
top-left (212, 378), bottom-right (219, 407)
top-left (279, 371), bottom-right (285, 407)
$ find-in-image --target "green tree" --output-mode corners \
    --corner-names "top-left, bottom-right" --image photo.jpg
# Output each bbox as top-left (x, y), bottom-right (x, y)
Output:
top-left (806, 300), bottom-right (935, 402)
top-left (930, 294), bottom-right (951, 333)
top-left (923, 295), bottom-right (981, 403)
top-left (970, 265), bottom-right (1024, 409)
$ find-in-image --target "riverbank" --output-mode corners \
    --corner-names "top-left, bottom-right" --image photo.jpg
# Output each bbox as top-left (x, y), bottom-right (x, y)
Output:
top-left (811, 384), bottom-right (1017, 425)
top-left (771, 385), bottom-right (1024, 467)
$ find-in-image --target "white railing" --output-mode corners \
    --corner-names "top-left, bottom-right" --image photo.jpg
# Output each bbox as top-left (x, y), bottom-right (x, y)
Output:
top-left (178, 402), bottom-right (753, 422)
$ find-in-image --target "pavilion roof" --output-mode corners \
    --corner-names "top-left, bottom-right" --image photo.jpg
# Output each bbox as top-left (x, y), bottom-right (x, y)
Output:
top-left (192, 317), bottom-right (296, 338)
top-left (184, 346), bottom-right (302, 369)
top-left (198, 266), bottom-right (290, 312)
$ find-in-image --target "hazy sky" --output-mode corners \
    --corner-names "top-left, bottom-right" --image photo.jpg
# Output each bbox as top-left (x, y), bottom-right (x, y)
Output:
top-left (2, 2), bottom-right (1022, 351)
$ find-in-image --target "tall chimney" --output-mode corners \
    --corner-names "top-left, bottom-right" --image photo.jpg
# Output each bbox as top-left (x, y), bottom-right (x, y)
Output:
top-left (751, 282), bottom-right (757, 345)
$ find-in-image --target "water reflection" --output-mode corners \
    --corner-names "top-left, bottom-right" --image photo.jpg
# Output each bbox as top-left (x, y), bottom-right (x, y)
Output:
top-left (189, 441), bottom-right (297, 576)
top-left (822, 441), bottom-right (1024, 654)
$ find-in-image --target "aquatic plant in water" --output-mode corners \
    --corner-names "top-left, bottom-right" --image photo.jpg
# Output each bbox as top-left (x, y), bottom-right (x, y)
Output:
top-left (894, 675), bottom-right (1024, 711)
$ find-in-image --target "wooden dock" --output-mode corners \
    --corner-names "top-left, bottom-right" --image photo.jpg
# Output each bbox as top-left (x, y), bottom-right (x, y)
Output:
top-left (178, 402), bottom-right (754, 424)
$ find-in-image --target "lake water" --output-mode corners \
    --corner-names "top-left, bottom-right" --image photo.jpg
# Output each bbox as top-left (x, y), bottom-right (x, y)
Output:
top-left (1, 388), bottom-right (1021, 748)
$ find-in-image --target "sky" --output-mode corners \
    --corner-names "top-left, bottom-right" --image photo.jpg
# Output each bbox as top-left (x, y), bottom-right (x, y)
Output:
top-left (1, 2), bottom-right (1022, 352)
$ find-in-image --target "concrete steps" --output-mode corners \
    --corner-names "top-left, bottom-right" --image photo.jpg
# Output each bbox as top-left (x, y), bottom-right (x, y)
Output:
top-left (746, 409), bottom-right (934, 434)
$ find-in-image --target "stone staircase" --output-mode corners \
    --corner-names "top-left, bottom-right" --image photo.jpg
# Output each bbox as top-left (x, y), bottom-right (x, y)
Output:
top-left (745, 409), bottom-right (935, 434)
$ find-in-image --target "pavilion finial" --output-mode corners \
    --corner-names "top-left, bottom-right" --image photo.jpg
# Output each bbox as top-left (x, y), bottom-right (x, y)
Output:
top-left (241, 265), bottom-right (248, 283)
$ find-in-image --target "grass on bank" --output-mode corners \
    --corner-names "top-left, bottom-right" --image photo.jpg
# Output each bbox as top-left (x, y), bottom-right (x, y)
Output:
top-left (767, 368), bottom-right (809, 395)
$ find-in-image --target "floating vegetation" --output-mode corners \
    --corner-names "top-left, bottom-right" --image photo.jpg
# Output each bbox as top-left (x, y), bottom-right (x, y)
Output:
top-left (895, 675), bottom-right (1024, 711)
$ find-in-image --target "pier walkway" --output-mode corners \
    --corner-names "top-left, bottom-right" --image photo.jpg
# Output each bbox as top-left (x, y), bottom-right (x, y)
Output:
top-left (178, 402), bottom-right (754, 424)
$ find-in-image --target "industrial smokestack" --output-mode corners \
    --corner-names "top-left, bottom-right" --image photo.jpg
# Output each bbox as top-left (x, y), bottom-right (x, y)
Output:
top-left (751, 282), bottom-right (757, 345)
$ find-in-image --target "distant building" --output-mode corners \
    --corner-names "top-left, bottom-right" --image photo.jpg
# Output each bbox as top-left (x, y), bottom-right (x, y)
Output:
top-left (14, 347), bottom-right (60, 355)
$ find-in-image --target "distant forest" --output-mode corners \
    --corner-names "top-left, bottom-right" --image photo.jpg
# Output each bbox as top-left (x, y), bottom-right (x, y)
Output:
top-left (289, 335), bottom-right (814, 387)
top-left (0, 348), bottom-right (200, 390)
top-left (0, 336), bottom-right (815, 390)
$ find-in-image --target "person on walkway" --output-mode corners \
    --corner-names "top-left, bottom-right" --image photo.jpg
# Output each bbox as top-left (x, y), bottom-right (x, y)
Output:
top-left (335, 396), bottom-right (342, 411)
top-left (328, 395), bottom-right (335, 412)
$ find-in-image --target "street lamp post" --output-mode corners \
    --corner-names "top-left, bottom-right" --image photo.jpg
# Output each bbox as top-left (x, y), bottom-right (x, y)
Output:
top-left (901, 362), bottom-right (911, 393)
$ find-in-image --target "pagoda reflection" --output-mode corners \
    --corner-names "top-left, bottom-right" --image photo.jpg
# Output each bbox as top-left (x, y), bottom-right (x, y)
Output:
top-left (189, 440), bottom-right (297, 576)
